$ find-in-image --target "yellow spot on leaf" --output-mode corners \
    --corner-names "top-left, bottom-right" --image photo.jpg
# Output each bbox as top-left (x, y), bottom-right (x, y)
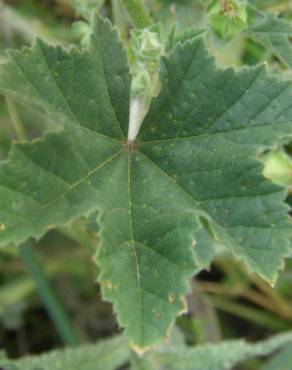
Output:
top-left (103, 280), bottom-right (113, 289)
top-left (168, 292), bottom-right (175, 303)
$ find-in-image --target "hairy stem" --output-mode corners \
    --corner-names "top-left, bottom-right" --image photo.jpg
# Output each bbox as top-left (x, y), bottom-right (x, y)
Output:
top-left (112, 0), bottom-right (128, 38)
top-left (121, 0), bottom-right (153, 29)
top-left (19, 242), bottom-right (80, 346)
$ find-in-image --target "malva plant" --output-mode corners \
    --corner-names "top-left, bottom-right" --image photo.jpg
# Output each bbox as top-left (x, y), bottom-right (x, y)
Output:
top-left (1, 0), bottom-right (292, 369)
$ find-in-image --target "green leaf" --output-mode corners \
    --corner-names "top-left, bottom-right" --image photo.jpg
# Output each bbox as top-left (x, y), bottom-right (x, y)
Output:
top-left (262, 344), bottom-right (292, 370)
top-left (262, 149), bottom-right (292, 187)
top-left (130, 352), bottom-right (154, 370)
top-left (207, 0), bottom-right (248, 40)
top-left (1, 16), bottom-right (292, 349)
top-left (0, 335), bottom-right (129, 370)
top-left (67, 0), bottom-right (104, 21)
top-left (166, 26), bottom-right (206, 53)
top-left (154, 331), bottom-right (292, 370)
top-left (248, 0), bottom-right (291, 10)
top-left (248, 7), bottom-right (292, 68)
top-left (0, 16), bottom-right (200, 349)
top-left (129, 329), bottom-right (292, 370)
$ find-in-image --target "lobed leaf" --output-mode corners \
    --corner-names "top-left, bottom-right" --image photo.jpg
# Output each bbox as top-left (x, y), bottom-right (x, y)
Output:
top-left (0, 16), bottom-right (200, 349)
top-left (0, 15), bottom-right (292, 349)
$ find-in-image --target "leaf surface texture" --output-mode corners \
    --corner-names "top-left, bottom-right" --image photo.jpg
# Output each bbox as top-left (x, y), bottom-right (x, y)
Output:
top-left (0, 17), bottom-right (292, 348)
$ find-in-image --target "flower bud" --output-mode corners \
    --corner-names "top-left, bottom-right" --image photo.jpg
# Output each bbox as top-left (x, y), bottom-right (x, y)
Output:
top-left (207, 0), bottom-right (247, 40)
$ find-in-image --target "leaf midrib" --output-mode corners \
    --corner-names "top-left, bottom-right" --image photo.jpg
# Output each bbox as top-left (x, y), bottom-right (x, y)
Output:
top-left (139, 120), bottom-right (292, 144)
top-left (127, 152), bottom-right (145, 346)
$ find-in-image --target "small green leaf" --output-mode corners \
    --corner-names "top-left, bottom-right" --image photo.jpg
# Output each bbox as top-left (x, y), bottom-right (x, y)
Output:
top-left (166, 26), bottom-right (206, 52)
top-left (263, 149), bottom-right (292, 187)
top-left (207, 0), bottom-right (248, 40)
top-left (248, 7), bottom-right (292, 68)
top-left (67, 0), bottom-right (104, 21)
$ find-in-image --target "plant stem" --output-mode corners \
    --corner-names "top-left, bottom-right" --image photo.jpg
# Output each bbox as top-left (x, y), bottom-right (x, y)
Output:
top-left (210, 296), bottom-right (290, 331)
top-left (128, 96), bottom-right (147, 142)
top-left (5, 96), bottom-right (27, 141)
top-left (121, 0), bottom-right (153, 29)
top-left (112, 0), bottom-right (128, 38)
top-left (19, 242), bottom-right (80, 346)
